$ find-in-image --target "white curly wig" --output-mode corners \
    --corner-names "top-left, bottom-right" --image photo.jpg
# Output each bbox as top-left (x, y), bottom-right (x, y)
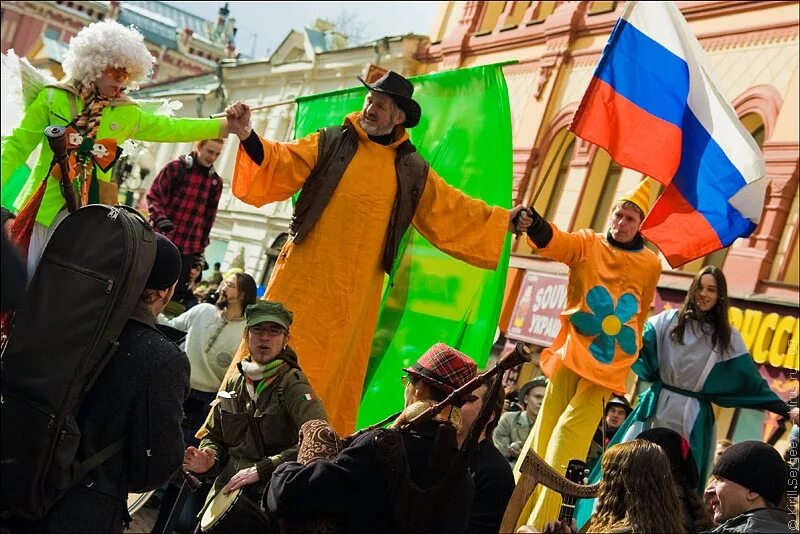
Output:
top-left (62, 19), bottom-right (155, 90)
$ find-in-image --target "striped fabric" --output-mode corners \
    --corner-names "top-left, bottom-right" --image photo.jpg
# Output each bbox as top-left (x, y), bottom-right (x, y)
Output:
top-left (570, 1), bottom-right (766, 267)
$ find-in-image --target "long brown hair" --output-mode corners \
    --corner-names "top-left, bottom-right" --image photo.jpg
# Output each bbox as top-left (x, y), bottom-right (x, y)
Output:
top-left (587, 440), bottom-right (685, 533)
top-left (670, 265), bottom-right (732, 354)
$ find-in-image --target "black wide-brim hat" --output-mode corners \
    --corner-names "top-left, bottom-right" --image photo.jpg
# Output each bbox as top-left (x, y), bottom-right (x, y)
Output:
top-left (357, 71), bottom-right (421, 128)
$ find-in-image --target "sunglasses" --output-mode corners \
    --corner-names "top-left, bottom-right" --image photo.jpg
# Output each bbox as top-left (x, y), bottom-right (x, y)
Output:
top-left (102, 66), bottom-right (130, 83)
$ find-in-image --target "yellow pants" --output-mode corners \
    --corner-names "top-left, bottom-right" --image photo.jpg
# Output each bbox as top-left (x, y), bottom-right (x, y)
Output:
top-left (514, 362), bottom-right (610, 531)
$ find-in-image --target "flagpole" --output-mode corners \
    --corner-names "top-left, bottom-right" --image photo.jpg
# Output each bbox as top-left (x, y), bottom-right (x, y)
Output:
top-left (209, 98), bottom-right (296, 118)
top-left (526, 132), bottom-right (571, 209)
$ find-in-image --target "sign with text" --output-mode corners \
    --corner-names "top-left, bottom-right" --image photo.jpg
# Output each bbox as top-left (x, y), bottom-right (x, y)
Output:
top-left (507, 272), bottom-right (567, 347)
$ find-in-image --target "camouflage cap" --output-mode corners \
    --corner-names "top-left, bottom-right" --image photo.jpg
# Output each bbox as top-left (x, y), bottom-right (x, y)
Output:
top-left (245, 301), bottom-right (293, 329)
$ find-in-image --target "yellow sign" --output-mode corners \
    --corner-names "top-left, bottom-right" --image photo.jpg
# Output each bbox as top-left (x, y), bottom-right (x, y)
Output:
top-left (728, 307), bottom-right (799, 370)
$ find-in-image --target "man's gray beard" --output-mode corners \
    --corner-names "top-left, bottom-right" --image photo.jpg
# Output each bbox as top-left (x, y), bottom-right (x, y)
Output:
top-left (358, 116), bottom-right (391, 136)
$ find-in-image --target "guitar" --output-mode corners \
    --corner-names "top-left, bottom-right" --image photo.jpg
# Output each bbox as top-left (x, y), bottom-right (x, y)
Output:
top-left (559, 459), bottom-right (589, 524)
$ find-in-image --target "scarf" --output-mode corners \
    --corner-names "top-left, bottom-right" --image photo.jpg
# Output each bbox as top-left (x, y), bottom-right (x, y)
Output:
top-left (74, 83), bottom-right (112, 204)
top-left (238, 359), bottom-right (284, 401)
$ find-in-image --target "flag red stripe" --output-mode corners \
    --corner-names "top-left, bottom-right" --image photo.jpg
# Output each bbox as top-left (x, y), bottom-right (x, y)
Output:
top-left (641, 185), bottom-right (723, 268)
top-left (570, 77), bottom-right (683, 186)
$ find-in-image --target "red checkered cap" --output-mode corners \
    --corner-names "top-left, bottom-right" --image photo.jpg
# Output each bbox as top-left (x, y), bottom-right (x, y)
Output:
top-left (403, 343), bottom-right (478, 393)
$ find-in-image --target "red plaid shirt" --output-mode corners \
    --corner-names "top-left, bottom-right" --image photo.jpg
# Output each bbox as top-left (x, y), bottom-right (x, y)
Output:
top-left (146, 155), bottom-right (222, 255)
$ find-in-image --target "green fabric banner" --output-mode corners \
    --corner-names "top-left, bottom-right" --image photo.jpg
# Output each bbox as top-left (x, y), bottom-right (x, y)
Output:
top-left (293, 64), bottom-right (513, 428)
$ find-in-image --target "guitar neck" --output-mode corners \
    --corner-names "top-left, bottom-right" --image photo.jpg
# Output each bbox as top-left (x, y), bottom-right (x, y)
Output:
top-left (558, 459), bottom-right (586, 523)
top-left (558, 495), bottom-right (576, 522)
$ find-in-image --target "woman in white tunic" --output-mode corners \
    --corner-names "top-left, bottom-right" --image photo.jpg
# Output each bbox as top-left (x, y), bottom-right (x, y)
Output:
top-left (576, 266), bottom-right (797, 528)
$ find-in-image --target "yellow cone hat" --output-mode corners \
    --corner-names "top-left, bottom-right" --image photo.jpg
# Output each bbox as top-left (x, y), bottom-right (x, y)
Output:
top-left (618, 177), bottom-right (655, 217)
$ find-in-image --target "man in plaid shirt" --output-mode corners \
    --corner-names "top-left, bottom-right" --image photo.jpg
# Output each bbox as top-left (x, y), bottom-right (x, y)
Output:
top-left (146, 139), bottom-right (224, 305)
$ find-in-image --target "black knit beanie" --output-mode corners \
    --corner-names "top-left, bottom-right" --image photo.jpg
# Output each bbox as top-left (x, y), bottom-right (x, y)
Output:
top-left (145, 234), bottom-right (182, 290)
top-left (712, 440), bottom-right (787, 506)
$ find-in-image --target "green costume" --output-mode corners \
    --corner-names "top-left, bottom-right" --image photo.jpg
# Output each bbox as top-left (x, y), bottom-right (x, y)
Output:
top-left (1, 83), bottom-right (221, 226)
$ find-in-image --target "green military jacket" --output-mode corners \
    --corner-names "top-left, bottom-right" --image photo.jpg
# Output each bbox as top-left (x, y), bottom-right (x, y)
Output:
top-left (1, 83), bottom-right (222, 227)
top-left (199, 353), bottom-right (327, 504)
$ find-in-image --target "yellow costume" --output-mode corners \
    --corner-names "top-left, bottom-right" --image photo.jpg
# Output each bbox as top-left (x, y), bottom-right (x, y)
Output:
top-left (517, 182), bottom-right (661, 530)
top-left (228, 112), bottom-right (507, 434)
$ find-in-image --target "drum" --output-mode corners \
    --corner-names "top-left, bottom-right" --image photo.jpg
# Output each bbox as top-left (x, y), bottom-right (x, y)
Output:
top-left (200, 487), bottom-right (270, 533)
top-left (127, 490), bottom-right (155, 515)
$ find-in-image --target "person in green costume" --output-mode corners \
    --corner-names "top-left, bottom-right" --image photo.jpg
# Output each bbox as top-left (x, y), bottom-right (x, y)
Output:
top-left (1, 19), bottom-right (230, 279)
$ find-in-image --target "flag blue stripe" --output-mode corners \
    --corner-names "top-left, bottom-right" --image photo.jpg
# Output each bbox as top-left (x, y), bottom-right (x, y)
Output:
top-left (597, 19), bottom-right (689, 129)
top-left (672, 110), bottom-right (754, 246)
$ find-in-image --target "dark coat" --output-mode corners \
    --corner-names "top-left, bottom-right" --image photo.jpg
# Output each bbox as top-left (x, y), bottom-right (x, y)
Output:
top-left (703, 507), bottom-right (796, 533)
top-left (467, 439), bottom-right (515, 534)
top-left (37, 309), bottom-right (190, 533)
top-left (267, 419), bottom-right (475, 533)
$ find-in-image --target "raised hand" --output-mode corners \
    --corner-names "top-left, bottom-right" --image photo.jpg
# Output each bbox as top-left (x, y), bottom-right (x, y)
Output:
top-left (182, 446), bottom-right (215, 475)
top-left (225, 101), bottom-right (253, 141)
top-left (509, 205), bottom-right (533, 234)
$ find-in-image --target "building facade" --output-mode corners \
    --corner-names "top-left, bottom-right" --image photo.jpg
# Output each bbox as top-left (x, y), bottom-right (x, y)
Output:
top-left (130, 21), bottom-right (427, 284)
top-left (1, 0), bottom-right (238, 80)
top-left (419, 0), bottom-right (799, 454)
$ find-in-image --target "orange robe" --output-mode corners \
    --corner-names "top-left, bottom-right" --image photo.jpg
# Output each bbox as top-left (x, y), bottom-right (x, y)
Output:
top-left (228, 112), bottom-right (508, 434)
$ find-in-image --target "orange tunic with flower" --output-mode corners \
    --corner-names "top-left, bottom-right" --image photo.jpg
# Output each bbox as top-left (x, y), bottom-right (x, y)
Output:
top-left (230, 112), bottom-right (508, 434)
top-left (529, 225), bottom-right (661, 393)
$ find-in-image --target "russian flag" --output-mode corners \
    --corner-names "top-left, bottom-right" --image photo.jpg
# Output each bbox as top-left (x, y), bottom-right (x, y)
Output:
top-left (570, 1), bottom-right (766, 268)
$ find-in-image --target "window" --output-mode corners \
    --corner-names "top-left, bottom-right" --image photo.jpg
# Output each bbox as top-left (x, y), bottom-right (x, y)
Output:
top-left (771, 189), bottom-right (798, 284)
top-left (501, 1), bottom-right (531, 29)
top-left (476, 1), bottom-right (507, 34)
top-left (528, 1), bottom-right (558, 25)
top-left (542, 137), bottom-right (575, 222)
top-left (515, 128), bottom-right (575, 256)
top-left (569, 148), bottom-right (627, 233)
top-left (590, 162), bottom-right (622, 232)
top-left (261, 233), bottom-right (289, 286)
top-left (588, 1), bottom-right (616, 15)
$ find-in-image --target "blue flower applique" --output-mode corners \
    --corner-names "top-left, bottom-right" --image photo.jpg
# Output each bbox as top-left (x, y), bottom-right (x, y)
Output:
top-left (570, 286), bottom-right (638, 364)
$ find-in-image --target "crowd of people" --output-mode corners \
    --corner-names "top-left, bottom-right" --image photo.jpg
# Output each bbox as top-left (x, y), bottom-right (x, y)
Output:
top-left (0, 18), bottom-right (797, 534)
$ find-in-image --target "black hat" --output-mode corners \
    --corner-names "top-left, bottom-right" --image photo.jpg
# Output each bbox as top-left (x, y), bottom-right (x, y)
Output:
top-left (637, 427), bottom-right (699, 488)
top-left (356, 71), bottom-right (421, 128)
top-left (518, 376), bottom-right (549, 405)
top-left (605, 395), bottom-right (632, 416)
top-left (712, 440), bottom-right (788, 506)
top-left (146, 234), bottom-right (182, 290)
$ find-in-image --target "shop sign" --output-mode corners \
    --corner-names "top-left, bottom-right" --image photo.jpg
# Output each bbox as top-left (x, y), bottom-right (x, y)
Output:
top-left (728, 307), bottom-right (798, 371)
top-left (507, 272), bottom-right (567, 347)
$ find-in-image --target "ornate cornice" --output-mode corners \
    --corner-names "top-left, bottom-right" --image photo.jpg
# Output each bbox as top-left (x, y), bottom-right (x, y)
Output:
top-left (420, 1), bottom-right (799, 67)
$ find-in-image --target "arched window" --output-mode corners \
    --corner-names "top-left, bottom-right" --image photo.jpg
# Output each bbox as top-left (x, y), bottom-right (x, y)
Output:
top-left (537, 132), bottom-right (575, 222)
top-left (772, 191), bottom-right (799, 284)
top-left (542, 139), bottom-right (575, 221)
top-left (570, 148), bottom-right (624, 233)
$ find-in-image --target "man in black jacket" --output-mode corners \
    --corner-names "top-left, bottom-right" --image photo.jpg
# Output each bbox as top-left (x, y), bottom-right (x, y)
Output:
top-left (266, 343), bottom-right (478, 533)
top-left (703, 440), bottom-right (795, 533)
top-left (37, 234), bottom-right (190, 532)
